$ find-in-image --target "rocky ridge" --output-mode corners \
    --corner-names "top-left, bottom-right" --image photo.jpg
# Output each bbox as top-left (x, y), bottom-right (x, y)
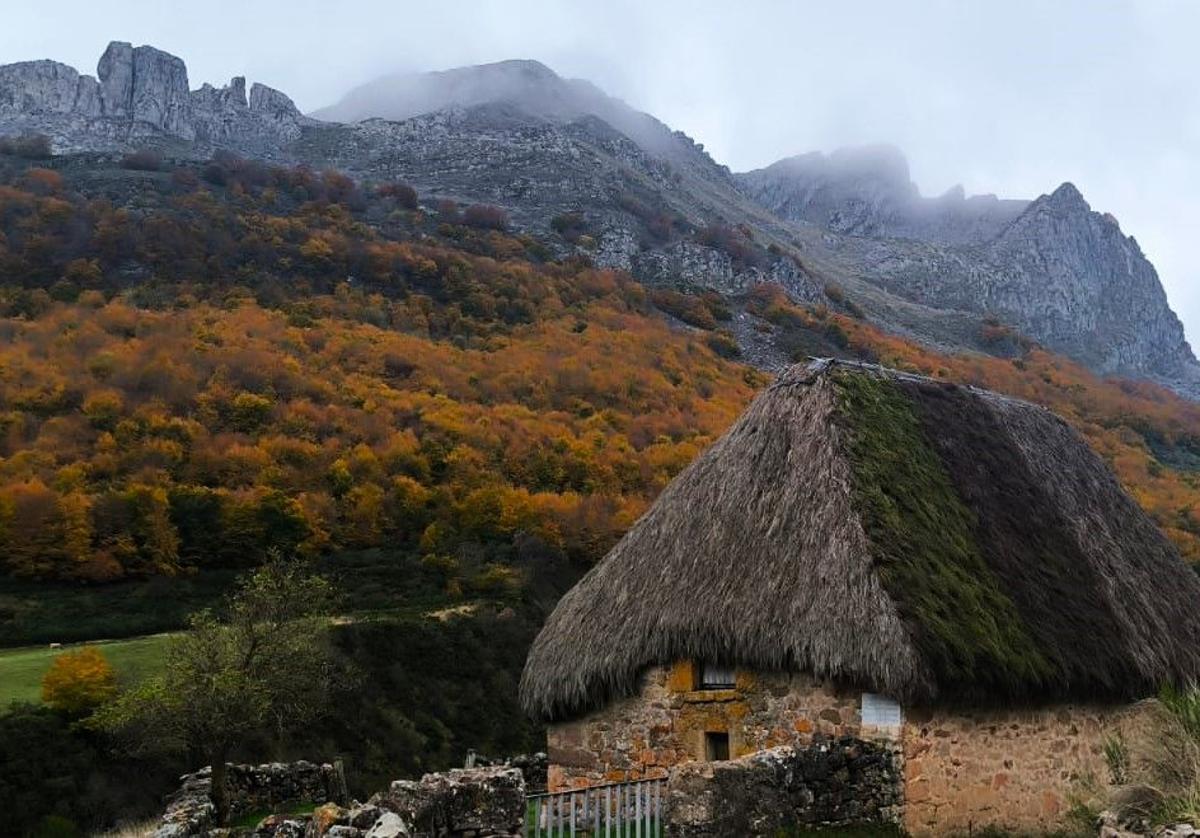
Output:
top-left (2, 41), bottom-right (1197, 395)
top-left (0, 41), bottom-right (305, 156)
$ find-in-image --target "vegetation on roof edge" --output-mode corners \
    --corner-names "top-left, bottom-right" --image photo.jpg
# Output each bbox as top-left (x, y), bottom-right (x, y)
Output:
top-left (831, 369), bottom-right (1055, 698)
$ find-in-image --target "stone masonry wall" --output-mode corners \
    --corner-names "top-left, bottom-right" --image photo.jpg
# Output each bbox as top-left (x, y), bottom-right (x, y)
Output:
top-left (665, 739), bottom-right (903, 837)
top-left (903, 702), bottom-right (1148, 836)
top-left (547, 663), bottom-right (876, 791)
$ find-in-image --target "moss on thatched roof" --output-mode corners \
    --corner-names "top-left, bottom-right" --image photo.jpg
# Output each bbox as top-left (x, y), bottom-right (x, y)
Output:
top-left (520, 360), bottom-right (1200, 722)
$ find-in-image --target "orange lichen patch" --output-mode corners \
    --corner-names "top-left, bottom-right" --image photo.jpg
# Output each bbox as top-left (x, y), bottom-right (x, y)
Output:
top-left (667, 660), bottom-right (698, 692)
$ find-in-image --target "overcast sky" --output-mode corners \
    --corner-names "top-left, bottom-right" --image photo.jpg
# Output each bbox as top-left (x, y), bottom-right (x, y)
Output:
top-left (4, 0), bottom-right (1199, 343)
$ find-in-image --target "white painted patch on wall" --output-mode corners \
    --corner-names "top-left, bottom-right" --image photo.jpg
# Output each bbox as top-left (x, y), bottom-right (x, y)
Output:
top-left (861, 692), bottom-right (902, 732)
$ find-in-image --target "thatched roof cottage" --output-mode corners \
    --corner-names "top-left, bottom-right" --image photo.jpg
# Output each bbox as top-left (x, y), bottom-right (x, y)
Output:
top-left (520, 359), bottom-right (1200, 835)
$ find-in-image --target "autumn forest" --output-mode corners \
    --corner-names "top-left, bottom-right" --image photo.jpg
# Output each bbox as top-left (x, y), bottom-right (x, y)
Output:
top-left (2, 150), bottom-right (1200, 595)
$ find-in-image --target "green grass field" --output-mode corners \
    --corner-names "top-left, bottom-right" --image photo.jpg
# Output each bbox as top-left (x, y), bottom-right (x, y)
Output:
top-left (0, 634), bottom-right (173, 708)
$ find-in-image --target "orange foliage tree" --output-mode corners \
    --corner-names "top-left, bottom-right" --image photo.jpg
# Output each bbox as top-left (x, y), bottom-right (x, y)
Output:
top-left (40, 647), bottom-right (118, 714)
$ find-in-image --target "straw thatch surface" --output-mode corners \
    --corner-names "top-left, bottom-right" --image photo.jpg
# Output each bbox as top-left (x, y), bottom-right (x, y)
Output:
top-left (520, 360), bottom-right (1200, 721)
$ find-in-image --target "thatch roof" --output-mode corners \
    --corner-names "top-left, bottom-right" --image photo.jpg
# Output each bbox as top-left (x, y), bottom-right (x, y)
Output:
top-left (520, 360), bottom-right (1200, 722)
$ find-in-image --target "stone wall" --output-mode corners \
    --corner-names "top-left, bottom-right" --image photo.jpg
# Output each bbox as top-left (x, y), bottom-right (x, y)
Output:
top-left (547, 663), bottom-right (871, 790)
top-left (664, 738), bottom-right (903, 837)
top-left (154, 760), bottom-right (347, 837)
top-left (370, 766), bottom-right (525, 837)
top-left (903, 702), bottom-right (1143, 836)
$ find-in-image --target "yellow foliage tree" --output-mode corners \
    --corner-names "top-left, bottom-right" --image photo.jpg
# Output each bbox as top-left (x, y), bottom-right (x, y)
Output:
top-left (40, 647), bottom-right (117, 714)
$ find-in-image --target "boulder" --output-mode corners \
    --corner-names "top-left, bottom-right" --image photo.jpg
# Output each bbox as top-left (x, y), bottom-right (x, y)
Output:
top-left (363, 811), bottom-right (410, 838)
top-left (308, 802), bottom-right (348, 836)
top-left (347, 804), bottom-right (382, 830)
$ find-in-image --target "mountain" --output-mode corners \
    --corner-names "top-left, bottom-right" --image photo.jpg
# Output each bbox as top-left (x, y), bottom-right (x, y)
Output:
top-left (1, 41), bottom-right (1197, 395)
top-left (740, 150), bottom-right (1199, 384)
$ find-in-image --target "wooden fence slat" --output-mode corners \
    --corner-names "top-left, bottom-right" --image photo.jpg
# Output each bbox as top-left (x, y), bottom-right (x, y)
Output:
top-left (605, 784), bottom-right (612, 838)
top-left (635, 780), bottom-right (642, 838)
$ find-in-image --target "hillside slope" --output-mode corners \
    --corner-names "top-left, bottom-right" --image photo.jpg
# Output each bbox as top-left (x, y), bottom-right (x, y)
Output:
top-left (1, 153), bottom-right (1200, 584)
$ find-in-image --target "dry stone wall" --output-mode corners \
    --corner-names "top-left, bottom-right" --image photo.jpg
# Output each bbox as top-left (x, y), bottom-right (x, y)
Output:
top-left (154, 760), bottom-right (347, 837)
top-left (369, 766), bottom-right (525, 837)
top-left (664, 739), bottom-right (903, 836)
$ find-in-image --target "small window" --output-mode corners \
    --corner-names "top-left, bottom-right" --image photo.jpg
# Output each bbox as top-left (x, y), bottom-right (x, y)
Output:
top-left (704, 731), bottom-right (730, 761)
top-left (699, 662), bottom-right (735, 689)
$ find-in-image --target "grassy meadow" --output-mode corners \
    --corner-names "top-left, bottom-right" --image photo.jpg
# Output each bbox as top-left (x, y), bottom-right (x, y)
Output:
top-left (0, 634), bottom-right (172, 707)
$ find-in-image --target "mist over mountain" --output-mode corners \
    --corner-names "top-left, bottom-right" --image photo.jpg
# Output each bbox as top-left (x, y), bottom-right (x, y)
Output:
top-left (310, 59), bottom-right (700, 163)
top-left (737, 145), bottom-right (1030, 245)
top-left (2, 41), bottom-right (1197, 396)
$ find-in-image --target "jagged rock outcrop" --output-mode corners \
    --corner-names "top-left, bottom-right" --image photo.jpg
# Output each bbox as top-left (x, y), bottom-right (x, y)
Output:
top-left (0, 41), bottom-right (304, 154)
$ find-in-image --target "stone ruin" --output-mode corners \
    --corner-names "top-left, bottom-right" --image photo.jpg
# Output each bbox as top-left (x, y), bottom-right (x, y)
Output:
top-left (153, 761), bottom-right (525, 838)
top-left (154, 761), bottom-right (348, 837)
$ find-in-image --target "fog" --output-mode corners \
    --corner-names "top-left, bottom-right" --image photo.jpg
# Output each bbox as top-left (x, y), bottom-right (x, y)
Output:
top-left (4, 0), bottom-right (1198, 342)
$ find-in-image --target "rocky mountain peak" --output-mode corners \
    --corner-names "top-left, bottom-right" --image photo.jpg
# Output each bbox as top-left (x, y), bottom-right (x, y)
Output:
top-left (311, 58), bottom-right (577, 124)
top-left (1039, 181), bottom-right (1089, 213)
